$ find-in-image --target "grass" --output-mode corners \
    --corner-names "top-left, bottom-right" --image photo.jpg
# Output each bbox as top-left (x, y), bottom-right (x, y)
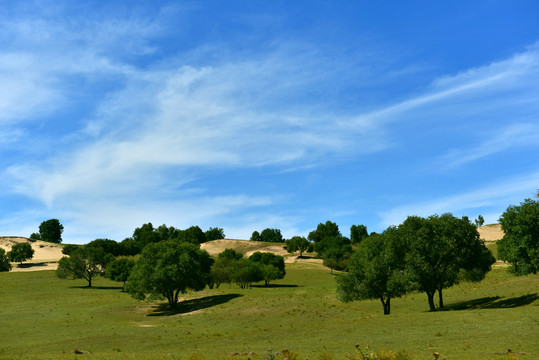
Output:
top-left (0, 263), bottom-right (537, 360)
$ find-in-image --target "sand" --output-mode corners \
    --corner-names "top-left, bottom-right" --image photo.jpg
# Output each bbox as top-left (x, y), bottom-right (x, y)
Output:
top-left (0, 236), bottom-right (64, 272)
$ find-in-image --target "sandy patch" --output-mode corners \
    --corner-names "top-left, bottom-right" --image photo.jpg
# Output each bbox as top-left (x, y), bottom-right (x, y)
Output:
top-left (0, 236), bottom-right (64, 272)
top-left (477, 224), bottom-right (504, 242)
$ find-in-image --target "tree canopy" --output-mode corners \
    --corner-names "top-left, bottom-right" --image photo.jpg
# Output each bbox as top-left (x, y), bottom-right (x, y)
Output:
top-left (106, 258), bottom-right (135, 291)
top-left (249, 252), bottom-right (286, 286)
top-left (126, 240), bottom-right (213, 307)
top-left (205, 227), bottom-right (225, 242)
top-left (8, 243), bottom-right (35, 265)
top-left (337, 227), bottom-right (407, 315)
top-left (498, 198), bottom-right (539, 275)
top-left (285, 236), bottom-right (312, 257)
top-left (259, 228), bottom-right (284, 243)
top-left (0, 248), bottom-right (11, 272)
top-left (56, 246), bottom-right (114, 287)
top-left (350, 224), bottom-right (368, 244)
top-left (39, 219), bottom-right (64, 243)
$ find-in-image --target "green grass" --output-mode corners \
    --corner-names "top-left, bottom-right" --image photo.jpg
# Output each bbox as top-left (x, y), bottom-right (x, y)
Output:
top-left (0, 263), bottom-right (537, 360)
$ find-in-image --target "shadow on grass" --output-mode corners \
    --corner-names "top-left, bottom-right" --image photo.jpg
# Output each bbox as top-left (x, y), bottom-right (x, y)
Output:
top-left (16, 262), bottom-right (51, 268)
top-left (149, 293), bottom-right (243, 316)
top-left (251, 284), bottom-right (299, 288)
top-left (69, 285), bottom-right (124, 290)
top-left (443, 293), bottom-right (538, 311)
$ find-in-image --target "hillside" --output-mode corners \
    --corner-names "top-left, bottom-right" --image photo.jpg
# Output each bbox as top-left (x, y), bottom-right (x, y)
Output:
top-left (477, 223), bottom-right (504, 242)
top-left (0, 236), bottom-right (63, 272)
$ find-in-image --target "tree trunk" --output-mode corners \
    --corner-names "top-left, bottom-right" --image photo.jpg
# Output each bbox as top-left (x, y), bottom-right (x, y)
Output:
top-left (438, 287), bottom-right (444, 309)
top-left (427, 291), bottom-right (436, 311)
top-left (88, 276), bottom-right (92, 287)
top-left (380, 297), bottom-right (391, 315)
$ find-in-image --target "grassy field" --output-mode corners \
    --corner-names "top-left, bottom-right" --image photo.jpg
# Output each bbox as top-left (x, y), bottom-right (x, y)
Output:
top-left (0, 262), bottom-right (537, 360)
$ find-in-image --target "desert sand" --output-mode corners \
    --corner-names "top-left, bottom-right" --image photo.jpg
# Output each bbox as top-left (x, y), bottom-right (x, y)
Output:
top-left (0, 236), bottom-right (64, 272)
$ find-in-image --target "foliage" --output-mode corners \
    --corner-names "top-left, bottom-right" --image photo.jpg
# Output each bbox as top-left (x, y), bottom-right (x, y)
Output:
top-left (308, 220), bottom-right (341, 243)
top-left (7, 242), bottom-right (35, 265)
top-left (177, 225), bottom-right (206, 245)
top-left (105, 258), bottom-right (135, 290)
top-left (29, 232), bottom-right (41, 240)
top-left (249, 252), bottom-right (286, 286)
top-left (205, 227), bottom-right (225, 241)
top-left (250, 230), bottom-right (260, 241)
top-left (126, 240), bottom-right (213, 306)
top-left (62, 243), bottom-right (81, 256)
top-left (38, 219), bottom-right (64, 243)
top-left (337, 227), bottom-right (407, 315)
top-left (218, 248), bottom-right (244, 261)
top-left (259, 228), bottom-right (284, 243)
top-left (474, 215), bottom-right (485, 227)
top-left (286, 236), bottom-right (312, 256)
top-left (400, 213), bottom-right (495, 311)
top-left (87, 238), bottom-right (122, 256)
top-left (231, 258), bottom-right (263, 289)
top-left (498, 198), bottom-right (539, 275)
top-left (350, 224), bottom-right (369, 244)
top-left (56, 246), bottom-right (115, 287)
top-left (0, 248), bottom-right (11, 271)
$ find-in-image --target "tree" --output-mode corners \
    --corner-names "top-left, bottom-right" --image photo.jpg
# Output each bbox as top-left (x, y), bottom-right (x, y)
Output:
top-left (400, 214), bottom-right (495, 311)
top-left (474, 215), bottom-right (485, 227)
top-left (250, 231), bottom-right (260, 241)
top-left (105, 258), bottom-right (135, 291)
top-left (86, 238), bottom-right (122, 257)
top-left (308, 221), bottom-right (341, 243)
top-left (39, 219), bottom-right (64, 243)
top-left (259, 228), bottom-right (284, 243)
top-left (350, 225), bottom-right (368, 244)
top-left (498, 198), bottom-right (539, 275)
top-left (62, 244), bottom-right (81, 256)
top-left (205, 227), bottom-right (225, 242)
top-left (0, 248), bottom-right (11, 272)
top-left (285, 236), bottom-right (312, 257)
top-left (249, 252), bottom-right (286, 286)
top-left (231, 258), bottom-right (263, 289)
top-left (29, 233), bottom-right (41, 241)
top-left (125, 240), bottom-right (213, 307)
top-left (337, 227), bottom-right (407, 315)
top-left (177, 226), bottom-right (206, 245)
top-left (56, 247), bottom-right (114, 287)
top-left (7, 243), bottom-right (34, 265)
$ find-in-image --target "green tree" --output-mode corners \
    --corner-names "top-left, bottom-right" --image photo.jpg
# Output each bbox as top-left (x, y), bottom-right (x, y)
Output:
top-left (350, 224), bottom-right (368, 244)
top-left (125, 240), bottom-right (213, 307)
top-left (62, 244), bottom-right (81, 256)
top-left (105, 258), bottom-right (135, 291)
top-left (231, 258), bottom-right (263, 289)
top-left (177, 226), bottom-right (206, 245)
top-left (29, 232), bottom-right (41, 240)
top-left (474, 215), bottom-right (485, 227)
top-left (286, 236), bottom-right (312, 257)
top-left (132, 222), bottom-right (159, 249)
top-left (250, 231), bottom-right (260, 241)
top-left (56, 247), bottom-right (114, 287)
top-left (249, 252), bottom-right (285, 286)
top-left (308, 221), bottom-right (341, 243)
top-left (209, 249), bottom-right (244, 288)
top-left (39, 219), bottom-right (64, 243)
top-left (337, 227), bottom-right (407, 315)
top-left (86, 238), bottom-right (122, 256)
top-left (0, 248), bottom-right (11, 272)
top-left (8, 243), bottom-right (35, 265)
top-left (401, 214), bottom-right (495, 311)
top-left (259, 228), bottom-right (284, 243)
top-left (498, 198), bottom-right (539, 275)
top-left (205, 227), bottom-right (225, 242)
top-left (218, 248), bottom-right (244, 261)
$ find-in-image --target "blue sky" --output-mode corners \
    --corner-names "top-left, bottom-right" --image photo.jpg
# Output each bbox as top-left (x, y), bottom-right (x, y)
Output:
top-left (1, 1), bottom-right (538, 244)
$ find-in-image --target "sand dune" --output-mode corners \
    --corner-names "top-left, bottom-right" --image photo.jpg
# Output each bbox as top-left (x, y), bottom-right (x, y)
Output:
top-left (0, 237), bottom-right (64, 272)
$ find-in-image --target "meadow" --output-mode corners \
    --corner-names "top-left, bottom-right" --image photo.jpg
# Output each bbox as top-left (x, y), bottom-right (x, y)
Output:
top-left (0, 259), bottom-right (537, 360)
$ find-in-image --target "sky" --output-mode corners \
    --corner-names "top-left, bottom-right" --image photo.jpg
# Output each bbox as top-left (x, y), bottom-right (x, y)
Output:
top-left (1, 1), bottom-right (538, 244)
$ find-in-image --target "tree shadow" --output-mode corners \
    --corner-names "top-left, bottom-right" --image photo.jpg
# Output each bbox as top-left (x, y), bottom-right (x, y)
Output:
top-left (69, 285), bottom-right (124, 290)
top-left (16, 262), bottom-right (50, 268)
top-left (443, 293), bottom-right (538, 311)
top-left (148, 293), bottom-right (243, 316)
top-left (251, 284), bottom-right (299, 288)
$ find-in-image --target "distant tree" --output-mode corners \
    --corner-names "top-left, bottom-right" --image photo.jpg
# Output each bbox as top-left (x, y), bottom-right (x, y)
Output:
top-left (218, 248), bottom-right (244, 261)
top-left (322, 243), bottom-right (352, 273)
top-left (250, 231), bottom-right (261, 241)
top-left (337, 227), bottom-right (408, 315)
top-left (125, 240), bottom-right (213, 307)
top-left (156, 224), bottom-right (181, 243)
top-left (498, 198), bottom-right (539, 275)
top-left (400, 214), bottom-right (495, 311)
top-left (86, 238), bottom-right (122, 257)
top-left (56, 247), bottom-right (114, 287)
top-left (249, 252), bottom-right (286, 286)
top-left (209, 249), bottom-right (244, 289)
top-left (118, 238), bottom-right (141, 256)
top-left (8, 243), bottom-right (35, 265)
top-left (106, 258), bottom-right (135, 291)
top-left (0, 248), bottom-right (11, 272)
top-left (132, 222), bottom-right (159, 249)
top-left (231, 258), bottom-right (263, 289)
top-left (29, 233), bottom-right (41, 241)
top-left (39, 219), bottom-right (64, 243)
top-left (259, 228), bottom-right (284, 243)
top-left (308, 221), bottom-right (341, 243)
top-left (177, 226), bottom-right (206, 245)
top-left (474, 215), bottom-right (485, 228)
top-left (62, 244), bottom-right (81, 256)
top-left (350, 225), bottom-right (368, 244)
top-left (314, 235), bottom-right (351, 259)
top-left (285, 236), bottom-right (312, 257)
top-left (205, 227), bottom-right (225, 242)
